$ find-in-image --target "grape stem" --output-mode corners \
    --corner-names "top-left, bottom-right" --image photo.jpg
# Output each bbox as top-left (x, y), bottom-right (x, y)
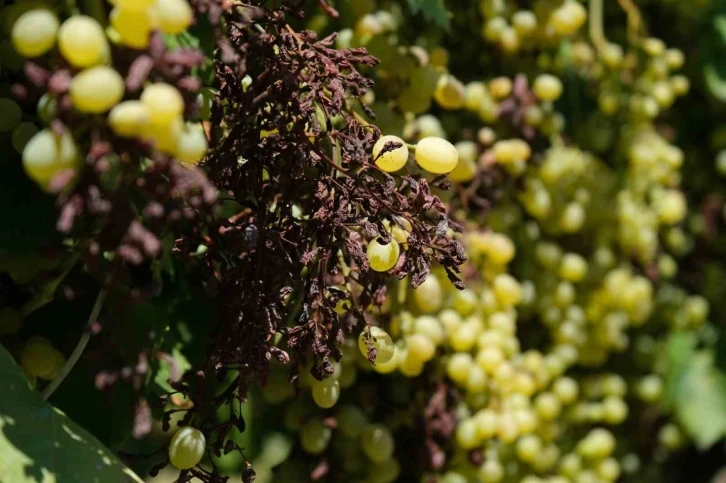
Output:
top-left (589, 0), bottom-right (607, 52)
top-left (42, 286), bottom-right (108, 400)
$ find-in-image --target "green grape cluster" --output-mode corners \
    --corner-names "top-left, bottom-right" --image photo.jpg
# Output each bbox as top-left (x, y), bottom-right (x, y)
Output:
top-left (0, 0), bottom-right (206, 192)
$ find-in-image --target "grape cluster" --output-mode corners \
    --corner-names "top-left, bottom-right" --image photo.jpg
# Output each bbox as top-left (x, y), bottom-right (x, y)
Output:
top-left (1, 0), bottom-right (204, 192)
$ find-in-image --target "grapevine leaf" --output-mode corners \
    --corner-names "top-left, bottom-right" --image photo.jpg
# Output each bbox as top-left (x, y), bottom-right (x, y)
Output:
top-left (672, 352), bottom-right (726, 449)
top-left (0, 344), bottom-right (143, 483)
top-left (407, 0), bottom-right (450, 29)
top-left (704, 13), bottom-right (726, 101)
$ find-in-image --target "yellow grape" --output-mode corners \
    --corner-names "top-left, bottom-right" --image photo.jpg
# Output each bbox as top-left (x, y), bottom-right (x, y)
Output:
top-left (372, 135), bottom-right (409, 172)
top-left (175, 123), bottom-right (208, 165)
top-left (22, 128), bottom-right (78, 189)
top-left (57, 15), bottom-right (107, 67)
top-left (110, 6), bottom-right (154, 49)
top-left (141, 82), bottom-right (185, 125)
top-left (533, 74), bottom-right (563, 102)
top-left (154, 0), bottom-right (193, 35)
top-left (70, 66), bottom-right (125, 113)
top-left (11, 9), bottom-right (58, 58)
top-left (311, 378), bottom-right (340, 408)
top-left (415, 136), bottom-right (459, 174)
top-left (146, 116), bottom-right (183, 154)
top-left (108, 101), bottom-right (151, 137)
top-left (367, 238), bottom-right (400, 272)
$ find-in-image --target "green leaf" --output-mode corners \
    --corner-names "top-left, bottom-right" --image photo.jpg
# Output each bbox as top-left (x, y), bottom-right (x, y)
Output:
top-left (0, 344), bottom-right (143, 483)
top-left (673, 352), bottom-right (726, 449)
top-left (407, 0), bottom-right (450, 29)
top-left (704, 11), bottom-right (726, 101)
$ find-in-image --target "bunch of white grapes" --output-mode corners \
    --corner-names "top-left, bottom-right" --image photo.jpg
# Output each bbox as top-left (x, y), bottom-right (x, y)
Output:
top-left (4, 0), bottom-right (206, 191)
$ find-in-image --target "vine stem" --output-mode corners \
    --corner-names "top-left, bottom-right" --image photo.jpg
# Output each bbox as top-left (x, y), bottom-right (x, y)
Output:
top-left (589, 0), bottom-right (607, 52)
top-left (42, 286), bottom-right (108, 400)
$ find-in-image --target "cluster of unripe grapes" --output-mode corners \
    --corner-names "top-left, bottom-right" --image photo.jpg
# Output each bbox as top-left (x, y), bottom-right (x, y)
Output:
top-left (3, 0), bottom-right (205, 192)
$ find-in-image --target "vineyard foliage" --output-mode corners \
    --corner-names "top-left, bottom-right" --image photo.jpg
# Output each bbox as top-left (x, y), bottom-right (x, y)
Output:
top-left (2, 0), bottom-right (726, 482)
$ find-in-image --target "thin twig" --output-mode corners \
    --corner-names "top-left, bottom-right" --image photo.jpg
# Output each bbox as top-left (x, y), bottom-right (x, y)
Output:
top-left (42, 285), bottom-right (108, 400)
top-left (589, 0), bottom-right (607, 52)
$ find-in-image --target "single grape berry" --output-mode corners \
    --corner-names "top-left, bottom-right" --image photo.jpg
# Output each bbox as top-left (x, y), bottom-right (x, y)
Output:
top-left (358, 326), bottom-right (395, 365)
top-left (415, 137), bottom-right (459, 174)
top-left (70, 66), bottom-right (125, 114)
top-left (11, 9), bottom-right (59, 58)
top-left (372, 135), bottom-right (409, 172)
top-left (312, 378), bottom-right (341, 409)
top-left (154, 0), bottom-right (193, 34)
top-left (108, 101), bottom-right (151, 138)
top-left (22, 128), bottom-right (79, 190)
top-left (169, 427), bottom-right (206, 470)
top-left (367, 238), bottom-right (400, 272)
top-left (57, 15), bottom-right (107, 67)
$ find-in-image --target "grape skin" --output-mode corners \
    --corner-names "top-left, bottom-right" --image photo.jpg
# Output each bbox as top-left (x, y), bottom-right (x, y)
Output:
top-left (168, 427), bottom-right (206, 470)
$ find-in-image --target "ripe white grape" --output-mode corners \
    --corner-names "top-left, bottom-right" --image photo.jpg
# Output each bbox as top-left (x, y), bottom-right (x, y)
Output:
top-left (415, 137), bottom-right (459, 174)
top-left (70, 66), bottom-right (125, 113)
top-left (413, 274), bottom-right (443, 313)
top-left (108, 101), bottom-right (151, 137)
top-left (141, 82), bottom-right (186, 126)
top-left (311, 378), bottom-right (340, 409)
top-left (358, 326), bottom-right (395, 365)
top-left (57, 15), bottom-right (107, 67)
top-left (146, 116), bottom-right (184, 155)
top-left (22, 128), bottom-right (78, 189)
top-left (11, 9), bottom-right (58, 58)
top-left (110, 6), bottom-right (154, 49)
top-left (360, 424), bottom-right (394, 463)
top-left (154, 0), bottom-right (193, 35)
top-left (372, 135), bottom-right (409, 172)
top-left (434, 74), bottom-right (466, 110)
top-left (176, 123), bottom-right (209, 165)
top-left (169, 427), bottom-right (206, 470)
top-left (366, 238), bottom-right (400, 272)
top-left (533, 74), bottom-right (563, 102)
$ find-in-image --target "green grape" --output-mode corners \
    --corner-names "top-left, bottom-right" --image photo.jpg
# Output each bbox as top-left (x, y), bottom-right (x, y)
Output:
top-left (449, 141), bottom-right (478, 182)
top-left (312, 378), bottom-right (340, 408)
top-left (372, 135), bottom-right (409, 172)
top-left (360, 424), bottom-right (394, 463)
top-left (176, 123), bottom-right (209, 165)
top-left (414, 315), bottom-right (445, 345)
top-left (367, 238), bottom-right (400, 272)
top-left (478, 459), bottom-right (504, 483)
top-left (36, 94), bottom-right (56, 125)
top-left (368, 458), bottom-right (401, 483)
top-left (141, 82), bottom-right (185, 126)
top-left (12, 122), bottom-right (39, 153)
top-left (11, 9), bottom-right (58, 58)
top-left (57, 16), bottom-right (107, 67)
top-left (636, 375), bottom-right (664, 403)
top-left (259, 432), bottom-right (293, 468)
top-left (22, 128), bottom-right (79, 190)
top-left (415, 137), bottom-right (459, 174)
top-left (19, 336), bottom-right (64, 380)
top-left (549, 0), bottom-right (587, 36)
top-left (406, 333), bottom-right (436, 362)
top-left (0, 98), bottom-right (22, 132)
top-left (168, 427), bottom-right (206, 470)
top-left (154, 0), bottom-right (193, 34)
top-left (337, 405), bottom-right (367, 438)
top-left (412, 274), bottom-right (443, 313)
top-left (70, 66), bottom-right (125, 114)
top-left (358, 326), bottom-right (395, 365)
top-left (455, 417), bottom-right (479, 449)
top-left (300, 419), bottom-right (331, 455)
